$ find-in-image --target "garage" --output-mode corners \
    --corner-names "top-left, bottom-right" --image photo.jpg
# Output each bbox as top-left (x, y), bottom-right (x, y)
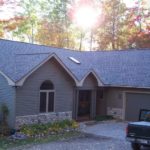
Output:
top-left (125, 92), bottom-right (150, 121)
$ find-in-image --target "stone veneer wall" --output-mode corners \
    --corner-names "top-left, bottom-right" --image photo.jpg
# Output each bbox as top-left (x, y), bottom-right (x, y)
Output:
top-left (15, 111), bottom-right (72, 129)
top-left (107, 107), bottom-right (123, 120)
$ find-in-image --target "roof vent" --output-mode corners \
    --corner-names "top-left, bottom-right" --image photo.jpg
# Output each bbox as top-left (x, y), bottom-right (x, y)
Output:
top-left (68, 57), bottom-right (81, 64)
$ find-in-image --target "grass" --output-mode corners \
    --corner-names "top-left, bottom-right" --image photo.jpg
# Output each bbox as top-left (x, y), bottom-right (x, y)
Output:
top-left (0, 131), bottom-right (82, 150)
top-left (95, 115), bottom-right (114, 121)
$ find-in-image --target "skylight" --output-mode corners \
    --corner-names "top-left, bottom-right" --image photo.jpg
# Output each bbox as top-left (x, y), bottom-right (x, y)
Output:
top-left (68, 57), bottom-right (81, 64)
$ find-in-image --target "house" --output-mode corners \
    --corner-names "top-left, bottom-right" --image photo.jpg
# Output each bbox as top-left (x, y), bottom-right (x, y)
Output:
top-left (0, 39), bottom-right (150, 128)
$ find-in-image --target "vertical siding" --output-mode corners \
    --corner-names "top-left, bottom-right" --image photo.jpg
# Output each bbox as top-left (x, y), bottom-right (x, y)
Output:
top-left (0, 75), bottom-right (16, 128)
top-left (16, 58), bottom-right (75, 116)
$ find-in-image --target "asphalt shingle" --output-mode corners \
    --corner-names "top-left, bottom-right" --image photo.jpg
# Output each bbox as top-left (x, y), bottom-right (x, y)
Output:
top-left (0, 39), bottom-right (150, 88)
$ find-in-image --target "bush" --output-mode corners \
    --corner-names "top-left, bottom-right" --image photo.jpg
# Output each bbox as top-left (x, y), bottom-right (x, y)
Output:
top-left (0, 103), bottom-right (9, 123)
top-left (95, 115), bottom-right (113, 121)
top-left (20, 120), bottom-right (79, 137)
top-left (0, 103), bottom-right (10, 136)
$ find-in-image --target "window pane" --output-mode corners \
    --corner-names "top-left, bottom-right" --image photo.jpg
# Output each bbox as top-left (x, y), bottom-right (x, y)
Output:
top-left (40, 92), bottom-right (46, 113)
top-left (40, 81), bottom-right (54, 90)
top-left (48, 92), bottom-right (54, 112)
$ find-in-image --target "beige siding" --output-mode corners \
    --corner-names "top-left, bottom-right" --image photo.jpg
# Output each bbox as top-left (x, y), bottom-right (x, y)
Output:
top-left (96, 88), bottom-right (107, 116)
top-left (105, 88), bottom-right (123, 108)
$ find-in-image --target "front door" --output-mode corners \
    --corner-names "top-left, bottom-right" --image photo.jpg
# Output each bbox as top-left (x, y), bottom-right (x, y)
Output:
top-left (77, 90), bottom-right (91, 121)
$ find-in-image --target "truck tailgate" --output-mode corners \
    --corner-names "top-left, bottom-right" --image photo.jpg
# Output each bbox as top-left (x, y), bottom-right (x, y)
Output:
top-left (127, 121), bottom-right (150, 139)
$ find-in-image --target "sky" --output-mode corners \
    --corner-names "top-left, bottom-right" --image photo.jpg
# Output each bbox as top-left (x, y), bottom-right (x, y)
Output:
top-left (0, 0), bottom-right (149, 20)
top-left (0, 0), bottom-right (23, 20)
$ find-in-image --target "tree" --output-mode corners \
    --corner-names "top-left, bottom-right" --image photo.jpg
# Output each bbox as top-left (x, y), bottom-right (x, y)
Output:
top-left (127, 0), bottom-right (150, 48)
top-left (36, 19), bottom-right (75, 48)
top-left (36, 0), bottom-right (77, 49)
top-left (10, 0), bottom-right (40, 43)
top-left (0, 20), bottom-right (6, 38)
top-left (0, 17), bottom-right (24, 39)
top-left (0, 0), bottom-right (149, 50)
top-left (95, 0), bottom-right (128, 50)
top-left (129, 26), bottom-right (150, 48)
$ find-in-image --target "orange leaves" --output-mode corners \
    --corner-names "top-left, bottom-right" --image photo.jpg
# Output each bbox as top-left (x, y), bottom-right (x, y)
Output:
top-left (128, 25), bottom-right (150, 48)
top-left (0, 16), bottom-right (25, 31)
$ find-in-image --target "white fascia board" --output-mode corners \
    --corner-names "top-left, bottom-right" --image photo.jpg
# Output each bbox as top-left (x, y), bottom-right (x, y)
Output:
top-left (0, 70), bottom-right (15, 86)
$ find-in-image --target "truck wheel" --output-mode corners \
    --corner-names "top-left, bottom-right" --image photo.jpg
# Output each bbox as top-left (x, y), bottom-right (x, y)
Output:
top-left (131, 143), bottom-right (140, 150)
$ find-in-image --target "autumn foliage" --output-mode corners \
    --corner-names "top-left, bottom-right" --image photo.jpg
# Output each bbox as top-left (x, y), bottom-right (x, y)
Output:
top-left (0, 0), bottom-right (149, 50)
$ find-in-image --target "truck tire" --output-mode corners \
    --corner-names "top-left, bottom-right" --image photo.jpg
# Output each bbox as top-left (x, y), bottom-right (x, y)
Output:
top-left (131, 143), bottom-right (141, 150)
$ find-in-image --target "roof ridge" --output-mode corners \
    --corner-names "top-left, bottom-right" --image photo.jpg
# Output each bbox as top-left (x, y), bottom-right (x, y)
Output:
top-left (16, 52), bottom-right (51, 55)
top-left (1, 38), bottom-right (150, 52)
top-left (0, 38), bottom-right (79, 52)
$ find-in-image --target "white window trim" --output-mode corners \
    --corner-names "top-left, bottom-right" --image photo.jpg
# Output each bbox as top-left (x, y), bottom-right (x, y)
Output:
top-left (40, 90), bottom-right (55, 113)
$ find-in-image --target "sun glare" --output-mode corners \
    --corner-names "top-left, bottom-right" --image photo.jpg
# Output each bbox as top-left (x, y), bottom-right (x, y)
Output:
top-left (74, 6), bottom-right (100, 29)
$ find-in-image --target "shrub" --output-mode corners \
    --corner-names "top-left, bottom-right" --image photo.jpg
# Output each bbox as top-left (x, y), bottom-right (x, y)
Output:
top-left (95, 115), bottom-right (113, 121)
top-left (0, 103), bottom-right (9, 123)
top-left (20, 120), bottom-right (79, 137)
top-left (0, 103), bottom-right (10, 136)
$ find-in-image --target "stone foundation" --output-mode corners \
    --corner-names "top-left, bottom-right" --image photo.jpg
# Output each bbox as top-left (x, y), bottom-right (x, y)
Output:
top-left (15, 111), bottom-right (72, 129)
top-left (107, 107), bottom-right (123, 119)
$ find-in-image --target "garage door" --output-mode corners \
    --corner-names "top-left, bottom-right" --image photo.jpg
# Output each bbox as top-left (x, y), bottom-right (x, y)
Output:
top-left (125, 93), bottom-right (150, 121)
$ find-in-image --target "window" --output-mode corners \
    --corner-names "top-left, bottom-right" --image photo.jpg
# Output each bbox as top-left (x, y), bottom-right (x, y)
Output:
top-left (68, 57), bottom-right (81, 64)
top-left (40, 81), bottom-right (54, 113)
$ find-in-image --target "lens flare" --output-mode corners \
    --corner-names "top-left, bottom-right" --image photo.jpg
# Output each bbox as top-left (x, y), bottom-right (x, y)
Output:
top-left (74, 6), bottom-right (99, 29)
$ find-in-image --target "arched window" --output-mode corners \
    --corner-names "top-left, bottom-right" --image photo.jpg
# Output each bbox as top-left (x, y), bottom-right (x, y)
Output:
top-left (40, 81), bottom-right (54, 113)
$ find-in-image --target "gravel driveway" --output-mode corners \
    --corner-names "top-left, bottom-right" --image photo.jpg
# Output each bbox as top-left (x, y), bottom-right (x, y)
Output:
top-left (81, 121), bottom-right (127, 140)
top-left (20, 121), bottom-right (149, 150)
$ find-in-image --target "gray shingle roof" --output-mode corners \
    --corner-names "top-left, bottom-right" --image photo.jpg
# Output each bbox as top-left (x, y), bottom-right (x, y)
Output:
top-left (0, 39), bottom-right (150, 88)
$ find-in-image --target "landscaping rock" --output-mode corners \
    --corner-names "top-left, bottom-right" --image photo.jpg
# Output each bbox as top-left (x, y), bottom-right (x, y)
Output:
top-left (10, 132), bottom-right (28, 140)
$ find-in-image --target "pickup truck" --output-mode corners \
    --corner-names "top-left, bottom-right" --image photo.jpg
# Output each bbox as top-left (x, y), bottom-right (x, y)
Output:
top-left (126, 109), bottom-right (150, 150)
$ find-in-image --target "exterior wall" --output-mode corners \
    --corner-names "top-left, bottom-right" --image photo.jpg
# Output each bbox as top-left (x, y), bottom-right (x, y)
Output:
top-left (75, 73), bottom-right (98, 119)
top-left (105, 88), bottom-right (128, 119)
top-left (105, 87), bottom-right (150, 120)
top-left (82, 73), bottom-right (98, 89)
top-left (0, 74), bottom-right (16, 128)
top-left (96, 88), bottom-right (107, 116)
top-left (16, 58), bottom-right (75, 120)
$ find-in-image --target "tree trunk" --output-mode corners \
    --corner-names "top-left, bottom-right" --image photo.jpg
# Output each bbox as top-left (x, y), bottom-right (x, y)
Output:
top-left (79, 32), bottom-right (83, 51)
top-left (90, 30), bottom-right (93, 51)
